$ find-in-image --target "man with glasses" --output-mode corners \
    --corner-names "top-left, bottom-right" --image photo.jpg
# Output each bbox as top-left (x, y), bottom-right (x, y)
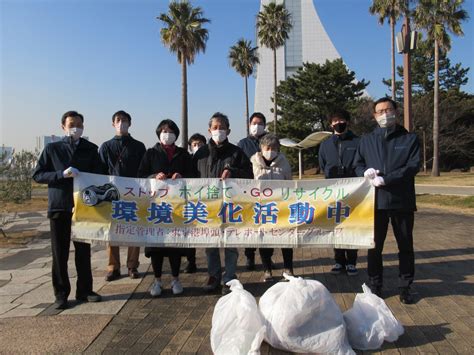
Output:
top-left (354, 97), bottom-right (420, 304)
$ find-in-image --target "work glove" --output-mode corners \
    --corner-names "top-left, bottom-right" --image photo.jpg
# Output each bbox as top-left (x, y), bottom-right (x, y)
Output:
top-left (371, 176), bottom-right (385, 187)
top-left (364, 168), bottom-right (380, 179)
top-left (63, 167), bottom-right (79, 178)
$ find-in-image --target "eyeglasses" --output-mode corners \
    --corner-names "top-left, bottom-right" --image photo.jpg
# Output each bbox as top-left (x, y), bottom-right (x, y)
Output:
top-left (375, 108), bottom-right (394, 115)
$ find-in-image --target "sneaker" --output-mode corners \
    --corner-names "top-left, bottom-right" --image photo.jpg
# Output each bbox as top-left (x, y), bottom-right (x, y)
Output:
top-left (370, 285), bottom-right (383, 298)
top-left (346, 264), bottom-right (358, 276)
top-left (203, 276), bottom-right (220, 292)
top-left (171, 279), bottom-right (183, 295)
top-left (183, 262), bottom-right (197, 274)
top-left (128, 268), bottom-right (139, 279)
top-left (54, 298), bottom-right (68, 310)
top-left (221, 284), bottom-right (231, 295)
top-left (330, 263), bottom-right (344, 275)
top-left (76, 291), bottom-right (102, 303)
top-left (262, 270), bottom-right (273, 282)
top-left (399, 287), bottom-right (414, 304)
top-left (246, 256), bottom-right (256, 271)
top-left (283, 269), bottom-right (294, 277)
top-left (150, 280), bottom-right (162, 297)
top-left (105, 269), bottom-right (121, 282)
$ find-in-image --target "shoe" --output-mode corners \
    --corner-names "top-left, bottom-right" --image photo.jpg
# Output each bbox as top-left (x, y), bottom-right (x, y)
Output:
top-left (246, 257), bottom-right (256, 271)
top-left (105, 269), bottom-right (121, 282)
top-left (54, 298), bottom-right (68, 310)
top-left (128, 268), bottom-right (139, 279)
top-left (399, 287), bottom-right (414, 304)
top-left (150, 280), bottom-right (162, 297)
top-left (346, 264), bottom-right (358, 276)
top-left (171, 279), bottom-right (183, 295)
top-left (370, 285), bottom-right (383, 298)
top-left (283, 269), bottom-right (294, 277)
top-left (331, 263), bottom-right (344, 275)
top-left (183, 262), bottom-right (197, 274)
top-left (263, 270), bottom-right (273, 282)
top-left (203, 276), bottom-right (220, 292)
top-left (221, 285), bottom-right (231, 295)
top-left (76, 291), bottom-right (102, 303)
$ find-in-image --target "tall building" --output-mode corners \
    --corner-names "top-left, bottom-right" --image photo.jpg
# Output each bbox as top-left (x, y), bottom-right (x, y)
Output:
top-left (254, 0), bottom-right (341, 122)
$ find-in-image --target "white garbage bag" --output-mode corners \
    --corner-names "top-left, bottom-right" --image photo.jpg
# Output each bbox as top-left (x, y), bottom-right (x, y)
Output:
top-left (343, 283), bottom-right (404, 350)
top-left (259, 273), bottom-right (354, 354)
top-left (211, 279), bottom-right (266, 355)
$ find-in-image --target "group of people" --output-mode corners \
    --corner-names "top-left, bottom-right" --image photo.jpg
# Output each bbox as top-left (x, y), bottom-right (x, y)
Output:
top-left (32, 96), bottom-right (420, 310)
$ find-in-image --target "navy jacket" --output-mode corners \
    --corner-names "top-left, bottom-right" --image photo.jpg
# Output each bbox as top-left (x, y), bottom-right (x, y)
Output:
top-left (99, 135), bottom-right (146, 177)
top-left (137, 143), bottom-right (193, 179)
top-left (353, 125), bottom-right (421, 211)
top-left (237, 134), bottom-right (265, 159)
top-left (32, 137), bottom-right (104, 214)
top-left (193, 139), bottom-right (253, 179)
top-left (318, 131), bottom-right (360, 179)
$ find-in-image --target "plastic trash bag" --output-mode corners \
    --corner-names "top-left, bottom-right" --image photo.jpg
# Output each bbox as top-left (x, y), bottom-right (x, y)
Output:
top-left (343, 283), bottom-right (404, 350)
top-left (211, 279), bottom-right (266, 355)
top-left (259, 273), bottom-right (354, 354)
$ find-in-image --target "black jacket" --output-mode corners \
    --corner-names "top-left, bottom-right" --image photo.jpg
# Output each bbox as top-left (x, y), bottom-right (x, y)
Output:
top-left (193, 139), bottom-right (253, 179)
top-left (318, 131), bottom-right (360, 179)
top-left (32, 137), bottom-right (104, 214)
top-left (137, 143), bottom-right (193, 179)
top-left (237, 135), bottom-right (264, 159)
top-left (353, 125), bottom-right (421, 211)
top-left (99, 135), bottom-right (146, 177)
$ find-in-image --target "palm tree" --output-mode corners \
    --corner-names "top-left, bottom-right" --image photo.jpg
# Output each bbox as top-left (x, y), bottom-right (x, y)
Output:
top-left (228, 39), bottom-right (260, 135)
top-left (369, 0), bottom-right (407, 101)
top-left (257, 1), bottom-right (292, 134)
top-left (414, 0), bottom-right (468, 176)
top-left (158, 1), bottom-right (210, 147)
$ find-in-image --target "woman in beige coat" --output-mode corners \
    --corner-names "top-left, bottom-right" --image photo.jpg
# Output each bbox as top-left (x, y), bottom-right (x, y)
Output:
top-left (250, 133), bottom-right (294, 282)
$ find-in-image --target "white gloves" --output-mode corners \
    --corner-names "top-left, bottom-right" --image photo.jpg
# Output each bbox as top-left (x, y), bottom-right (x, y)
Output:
top-left (364, 168), bottom-right (380, 179)
top-left (371, 176), bottom-right (385, 187)
top-left (63, 167), bottom-right (79, 178)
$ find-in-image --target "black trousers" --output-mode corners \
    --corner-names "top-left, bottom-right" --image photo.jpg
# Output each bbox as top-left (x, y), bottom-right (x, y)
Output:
top-left (259, 248), bottom-right (293, 271)
top-left (334, 249), bottom-right (358, 266)
top-left (150, 248), bottom-right (181, 278)
top-left (368, 210), bottom-right (415, 288)
top-left (186, 248), bottom-right (196, 264)
top-left (245, 248), bottom-right (256, 259)
top-left (49, 212), bottom-right (93, 300)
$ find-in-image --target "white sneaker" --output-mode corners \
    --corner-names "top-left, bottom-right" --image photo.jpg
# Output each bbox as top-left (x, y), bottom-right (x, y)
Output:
top-left (171, 279), bottom-right (183, 295)
top-left (150, 280), bottom-right (162, 297)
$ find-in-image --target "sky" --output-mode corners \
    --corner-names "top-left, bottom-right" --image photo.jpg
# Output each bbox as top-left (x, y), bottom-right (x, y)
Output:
top-left (1, 0), bottom-right (473, 152)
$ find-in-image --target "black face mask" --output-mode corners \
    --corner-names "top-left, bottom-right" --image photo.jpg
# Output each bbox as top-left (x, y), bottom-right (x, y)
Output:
top-left (333, 122), bottom-right (347, 134)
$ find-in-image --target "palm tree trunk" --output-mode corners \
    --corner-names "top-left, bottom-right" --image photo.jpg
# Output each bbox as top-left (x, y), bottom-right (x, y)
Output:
top-left (181, 55), bottom-right (188, 148)
top-left (390, 17), bottom-right (396, 101)
top-left (432, 40), bottom-right (440, 176)
top-left (245, 76), bottom-right (249, 136)
top-left (273, 48), bottom-right (277, 134)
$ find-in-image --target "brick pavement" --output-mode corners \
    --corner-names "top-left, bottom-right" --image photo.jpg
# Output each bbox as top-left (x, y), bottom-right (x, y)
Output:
top-left (1, 207), bottom-right (473, 354)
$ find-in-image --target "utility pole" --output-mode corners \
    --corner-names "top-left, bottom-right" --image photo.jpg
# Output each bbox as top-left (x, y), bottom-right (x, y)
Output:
top-left (402, 1), bottom-right (413, 132)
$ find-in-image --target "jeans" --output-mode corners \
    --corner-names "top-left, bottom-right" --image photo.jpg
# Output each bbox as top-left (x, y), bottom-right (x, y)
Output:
top-left (206, 248), bottom-right (238, 283)
top-left (334, 249), bottom-right (358, 266)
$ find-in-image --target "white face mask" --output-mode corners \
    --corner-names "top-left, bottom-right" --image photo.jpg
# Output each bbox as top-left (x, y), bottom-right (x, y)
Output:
top-left (249, 124), bottom-right (265, 137)
top-left (262, 150), bottom-right (278, 161)
top-left (66, 127), bottom-right (83, 141)
top-left (211, 130), bottom-right (227, 144)
top-left (376, 113), bottom-right (396, 128)
top-left (191, 146), bottom-right (201, 155)
top-left (160, 132), bottom-right (176, 145)
top-left (114, 122), bottom-right (129, 136)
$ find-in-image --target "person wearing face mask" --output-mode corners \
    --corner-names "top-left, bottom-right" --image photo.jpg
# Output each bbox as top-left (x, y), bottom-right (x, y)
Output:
top-left (354, 97), bottom-right (420, 304)
top-left (250, 133), bottom-right (293, 282)
top-left (99, 111), bottom-right (146, 281)
top-left (138, 119), bottom-right (193, 297)
top-left (32, 111), bottom-right (104, 309)
top-left (193, 112), bottom-right (253, 295)
top-left (318, 109), bottom-right (360, 277)
top-left (188, 133), bottom-right (206, 156)
top-left (237, 112), bottom-right (267, 271)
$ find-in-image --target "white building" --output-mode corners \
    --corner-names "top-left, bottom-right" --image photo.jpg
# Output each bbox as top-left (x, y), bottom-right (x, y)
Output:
top-left (254, 0), bottom-right (342, 122)
top-left (0, 146), bottom-right (14, 166)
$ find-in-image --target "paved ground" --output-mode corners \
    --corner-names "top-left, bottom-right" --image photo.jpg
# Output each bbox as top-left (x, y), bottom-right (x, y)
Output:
top-left (0, 207), bottom-right (473, 354)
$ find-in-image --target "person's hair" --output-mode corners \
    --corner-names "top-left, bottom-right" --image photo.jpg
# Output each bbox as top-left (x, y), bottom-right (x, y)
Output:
top-left (61, 111), bottom-right (84, 125)
top-left (112, 110), bottom-right (132, 123)
top-left (373, 97), bottom-right (398, 112)
top-left (327, 109), bottom-right (351, 123)
top-left (156, 119), bottom-right (180, 139)
top-left (208, 112), bottom-right (230, 129)
top-left (260, 133), bottom-right (280, 150)
top-left (188, 133), bottom-right (206, 147)
top-left (249, 112), bottom-right (266, 125)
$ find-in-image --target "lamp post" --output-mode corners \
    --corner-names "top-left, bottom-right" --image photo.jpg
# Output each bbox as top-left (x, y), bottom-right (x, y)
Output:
top-left (402, 2), bottom-right (413, 132)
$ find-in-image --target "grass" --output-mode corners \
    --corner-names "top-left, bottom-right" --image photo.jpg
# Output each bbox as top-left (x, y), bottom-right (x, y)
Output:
top-left (415, 172), bottom-right (474, 186)
top-left (417, 194), bottom-right (474, 213)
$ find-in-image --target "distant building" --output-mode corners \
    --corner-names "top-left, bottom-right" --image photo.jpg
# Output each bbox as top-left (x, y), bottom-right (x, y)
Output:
top-left (0, 146), bottom-right (14, 165)
top-left (36, 135), bottom-right (89, 152)
top-left (255, 0), bottom-right (342, 122)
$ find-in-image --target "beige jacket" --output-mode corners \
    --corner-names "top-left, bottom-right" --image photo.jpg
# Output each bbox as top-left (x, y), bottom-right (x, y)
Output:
top-left (250, 152), bottom-right (292, 180)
